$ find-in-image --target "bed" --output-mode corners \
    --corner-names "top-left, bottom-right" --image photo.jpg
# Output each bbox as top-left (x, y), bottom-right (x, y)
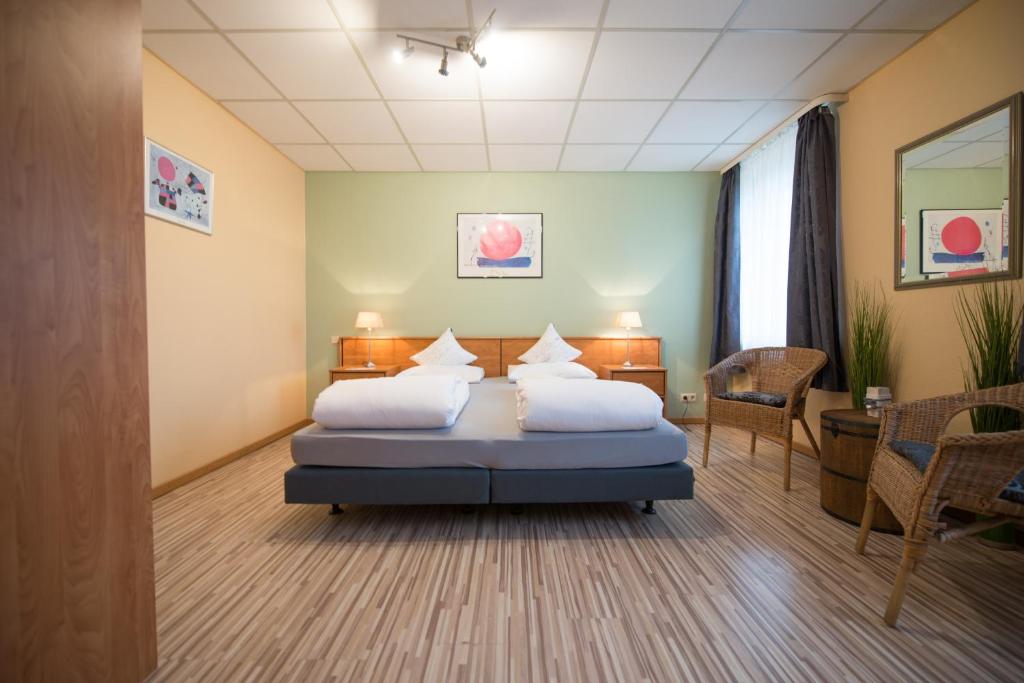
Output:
top-left (284, 336), bottom-right (694, 514)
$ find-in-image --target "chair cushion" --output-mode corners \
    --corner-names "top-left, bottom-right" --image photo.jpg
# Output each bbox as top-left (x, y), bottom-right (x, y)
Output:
top-left (890, 439), bottom-right (1024, 505)
top-left (716, 391), bottom-right (787, 408)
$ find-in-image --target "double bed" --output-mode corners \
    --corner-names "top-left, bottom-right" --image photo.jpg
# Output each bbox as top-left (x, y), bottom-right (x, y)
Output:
top-left (285, 335), bottom-right (694, 514)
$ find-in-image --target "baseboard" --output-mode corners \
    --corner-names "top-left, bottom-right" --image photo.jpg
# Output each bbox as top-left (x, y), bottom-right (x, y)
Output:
top-left (668, 419), bottom-right (817, 458)
top-left (152, 419), bottom-right (312, 498)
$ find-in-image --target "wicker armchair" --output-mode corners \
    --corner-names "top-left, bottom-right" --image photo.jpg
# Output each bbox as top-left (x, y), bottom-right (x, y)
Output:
top-left (855, 384), bottom-right (1024, 627)
top-left (702, 347), bottom-right (827, 491)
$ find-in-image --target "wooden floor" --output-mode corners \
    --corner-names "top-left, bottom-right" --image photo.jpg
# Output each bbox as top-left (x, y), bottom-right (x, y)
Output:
top-left (150, 427), bottom-right (1024, 682)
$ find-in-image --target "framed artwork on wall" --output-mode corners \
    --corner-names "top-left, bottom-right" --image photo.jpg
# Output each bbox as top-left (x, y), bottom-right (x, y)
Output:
top-left (144, 138), bottom-right (214, 235)
top-left (456, 213), bottom-right (543, 278)
top-left (920, 208), bottom-right (1005, 278)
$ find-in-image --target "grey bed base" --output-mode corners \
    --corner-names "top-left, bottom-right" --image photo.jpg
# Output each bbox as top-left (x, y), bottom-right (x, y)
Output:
top-left (284, 461), bottom-right (694, 515)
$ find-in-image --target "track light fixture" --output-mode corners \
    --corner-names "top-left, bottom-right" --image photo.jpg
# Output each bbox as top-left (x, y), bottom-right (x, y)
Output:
top-left (391, 38), bottom-right (415, 64)
top-left (395, 9), bottom-right (494, 77)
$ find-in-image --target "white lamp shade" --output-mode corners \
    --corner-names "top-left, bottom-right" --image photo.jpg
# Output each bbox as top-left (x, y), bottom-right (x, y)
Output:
top-left (354, 311), bottom-right (383, 330)
top-left (616, 311), bottom-right (642, 329)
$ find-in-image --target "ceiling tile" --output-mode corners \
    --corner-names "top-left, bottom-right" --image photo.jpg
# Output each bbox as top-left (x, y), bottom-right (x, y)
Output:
top-left (143, 33), bottom-right (278, 99)
top-left (733, 0), bottom-right (877, 29)
top-left (193, 0), bottom-right (337, 29)
top-left (604, 0), bottom-right (742, 29)
top-left (559, 145), bottom-right (637, 171)
top-left (331, 0), bottom-right (469, 29)
top-left (681, 31), bottom-right (838, 99)
top-left (726, 100), bottom-right (804, 143)
top-left (475, 0), bottom-right (604, 28)
top-left (649, 100), bottom-right (763, 143)
top-left (859, 0), bottom-right (973, 30)
top-left (902, 141), bottom-right (963, 167)
top-left (568, 101), bottom-right (667, 143)
top-left (414, 144), bottom-right (489, 171)
top-left (335, 144), bottom-right (420, 170)
top-left (629, 144), bottom-right (715, 171)
top-left (944, 109), bottom-right (1009, 142)
top-left (351, 32), bottom-right (480, 99)
top-left (294, 101), bottom-right (404, 143)
top-left (489, 145), bottom-right (562, 171)
top-left (143, 0), bottom-right (211, 29)
top-left (276, 144), bottom-right (350, 170)
top-left (222, 101), bottom-right (323, 143)
top-left (583, 32), bottom-right (716, 99)
top-left (778, 32), bottom-right (920, 99)
top-left (390, 101), bottom-right (484, 143)
top-left (229, 32), bottom-right (378, 99)
top-left (478, 31), bottom-right (594, 99)
top-left (693, 144), bottom-right (748, 171)
top-left (484, 101), bottom-right (574, 143)
top-left (914, 141), bottom-right (1006, 169)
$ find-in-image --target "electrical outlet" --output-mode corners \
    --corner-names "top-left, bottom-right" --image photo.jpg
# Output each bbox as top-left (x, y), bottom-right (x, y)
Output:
top-left (330, 336), bottom-right (340, 344)
top-left (680, 392), bottom-right (698, 403)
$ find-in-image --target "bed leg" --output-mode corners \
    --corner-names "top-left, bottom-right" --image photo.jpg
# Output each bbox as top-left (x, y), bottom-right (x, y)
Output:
top-left (642, 500), bottom-right (656, 515)
top-left (460, 504), bottom-right (475, 514)
top-left (510, 504), bottom-right (525, 515)
top-left (330, 503), bottom-right (343, 515)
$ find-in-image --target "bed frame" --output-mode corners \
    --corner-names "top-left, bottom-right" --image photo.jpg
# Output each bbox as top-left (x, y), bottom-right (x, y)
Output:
top-left (286, 335), bottom-right (694, 516)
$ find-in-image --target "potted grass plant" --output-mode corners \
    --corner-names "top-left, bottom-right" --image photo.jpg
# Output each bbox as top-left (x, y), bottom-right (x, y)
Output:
top-left (848, 283), bottom-right (896, 410)
top-left (955, 282), bottom-right (1023, 547)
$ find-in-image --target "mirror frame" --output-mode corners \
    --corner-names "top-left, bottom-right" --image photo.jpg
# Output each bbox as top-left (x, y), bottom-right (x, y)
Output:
top-left (893, 92), bottom-right (1023, 290)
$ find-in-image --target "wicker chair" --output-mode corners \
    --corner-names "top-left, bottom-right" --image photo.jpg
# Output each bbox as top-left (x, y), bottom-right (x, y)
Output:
top-left (702, 347), bottom-right (828, 491)
top-left (855, 384), bottom-right (1024, 627)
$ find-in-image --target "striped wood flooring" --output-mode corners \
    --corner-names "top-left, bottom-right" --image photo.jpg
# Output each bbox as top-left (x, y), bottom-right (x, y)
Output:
top-left (150, 426), bottom-right (1024, 682)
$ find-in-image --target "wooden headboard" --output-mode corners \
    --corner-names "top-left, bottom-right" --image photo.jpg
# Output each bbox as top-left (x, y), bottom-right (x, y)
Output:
top-left (339, 336), bottom-right (661, 377)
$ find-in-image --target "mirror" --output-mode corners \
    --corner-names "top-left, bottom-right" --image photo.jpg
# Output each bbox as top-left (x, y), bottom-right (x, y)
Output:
top-left (895, 93), bottom-right (1022, 289)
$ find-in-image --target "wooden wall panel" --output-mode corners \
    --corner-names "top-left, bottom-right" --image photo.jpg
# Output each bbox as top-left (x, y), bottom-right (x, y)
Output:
top-left (0, 0), bottom-right (157, 681)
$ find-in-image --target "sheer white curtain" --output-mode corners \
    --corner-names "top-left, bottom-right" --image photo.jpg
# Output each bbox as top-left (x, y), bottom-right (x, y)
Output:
top-left (738, 123), bottom-right (797, 349)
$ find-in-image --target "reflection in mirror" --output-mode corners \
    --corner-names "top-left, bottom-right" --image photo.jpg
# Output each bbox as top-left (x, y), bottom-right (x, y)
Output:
top-left (896, 97), bottom-right (1019, 288)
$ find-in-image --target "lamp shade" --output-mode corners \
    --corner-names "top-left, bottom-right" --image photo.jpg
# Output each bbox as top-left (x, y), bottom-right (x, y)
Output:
top-left (616, 311), bottom-right (642, 329)
top-left (354, 311), bottom-right (383, 330)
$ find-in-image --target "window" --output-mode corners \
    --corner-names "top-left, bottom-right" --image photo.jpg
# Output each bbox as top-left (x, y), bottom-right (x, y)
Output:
top-left (738, 123), bottom-right (797, 349)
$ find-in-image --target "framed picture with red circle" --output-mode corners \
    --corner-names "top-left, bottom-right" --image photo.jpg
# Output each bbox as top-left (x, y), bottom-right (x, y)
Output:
top-left (456, 213), bottom-right (543, 278)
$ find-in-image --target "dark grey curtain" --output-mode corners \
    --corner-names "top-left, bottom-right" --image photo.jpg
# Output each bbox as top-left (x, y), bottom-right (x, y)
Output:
top-left (787, 107), bottom-right (847, 391)
top-left (710, 166), bottom-right (741, 366)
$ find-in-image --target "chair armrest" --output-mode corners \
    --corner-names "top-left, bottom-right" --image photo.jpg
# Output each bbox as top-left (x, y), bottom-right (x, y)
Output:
top-left (925, 430), bottom-right (1024, 505)
top-left (783, 361), bottom-right (825, 411)
top-left (705, 356), bottom-right (743, 395)
top-left (881, 385), bottom-right (1024, 445)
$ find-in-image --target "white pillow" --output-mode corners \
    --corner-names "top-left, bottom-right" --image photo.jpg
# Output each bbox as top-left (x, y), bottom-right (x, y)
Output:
top-left (410, 328), bottom-right (478, 366)
top-left (507, 362), bottom-right (596, 383)
top-left (518, 324), bottom-right (582, 364)
top-left (398, 364), bottom-right (484, 383)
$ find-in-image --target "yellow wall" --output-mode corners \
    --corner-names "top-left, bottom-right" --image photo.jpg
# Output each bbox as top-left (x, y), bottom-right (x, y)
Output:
top-left (802, 0), bottom-right (1024, 441)
top-left (143, 51), bottom-right (307, 489)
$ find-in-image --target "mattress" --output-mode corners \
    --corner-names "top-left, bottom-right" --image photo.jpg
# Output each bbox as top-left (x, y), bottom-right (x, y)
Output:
top-left (291, 378), bottom-right (687, 470)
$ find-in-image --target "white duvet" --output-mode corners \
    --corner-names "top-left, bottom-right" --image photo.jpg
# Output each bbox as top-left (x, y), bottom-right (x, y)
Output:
top-left (515, 378), bottom-right (664, 432)
top-left (313, 376), bottom-right (470, 429)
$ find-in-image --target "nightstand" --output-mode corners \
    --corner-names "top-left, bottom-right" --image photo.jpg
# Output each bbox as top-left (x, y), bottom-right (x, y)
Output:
top-left (598, 364), bottom-right (667, 415)
top-left (330, 364), bottom-right (400, 383)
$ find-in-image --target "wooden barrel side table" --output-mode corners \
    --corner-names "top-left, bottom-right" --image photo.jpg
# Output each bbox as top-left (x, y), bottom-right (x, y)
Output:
top-left (819, 409), bottom-right (902, 533)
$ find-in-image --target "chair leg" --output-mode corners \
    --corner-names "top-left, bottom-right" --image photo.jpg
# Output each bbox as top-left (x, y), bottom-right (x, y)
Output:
top-left (749, 432), bottom-right (757, 454)
top-left (798, 414), bottom-right (821, 459)
top-left (884, 538), bottom-right (928, 627)
top-left (855, 486), bottom-right (878, 555)
top-left (782, 433), bottom-right (793, 492)
top-left (702, 423), bottom-right (711, 467)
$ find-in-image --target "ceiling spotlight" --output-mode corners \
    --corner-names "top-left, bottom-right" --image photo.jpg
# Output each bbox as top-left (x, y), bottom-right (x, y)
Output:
top-left (392, 40), bottom-right (414, 64)
top-left (395, 8), bottom-right (494, 78)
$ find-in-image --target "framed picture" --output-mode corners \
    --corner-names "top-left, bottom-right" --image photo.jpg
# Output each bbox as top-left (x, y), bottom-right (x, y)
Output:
top-left (456, 213), bottom-right (542, 278)
top-left (920, 208), bottom-right (1005, 276)
top-left (145, 138), bottom-right (214, 235)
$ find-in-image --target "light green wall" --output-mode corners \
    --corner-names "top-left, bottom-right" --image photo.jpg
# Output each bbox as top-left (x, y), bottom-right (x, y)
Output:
top-left (901, 167), bottom-right (1006, 279)
top-left (306, 172), bottom-right (721, 417)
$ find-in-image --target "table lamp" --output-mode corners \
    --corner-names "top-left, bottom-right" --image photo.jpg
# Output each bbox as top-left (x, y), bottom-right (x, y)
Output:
top-left (354, 311), bottom-right (383, 367)
top-left (616, 311), bottom-right (642, 367)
